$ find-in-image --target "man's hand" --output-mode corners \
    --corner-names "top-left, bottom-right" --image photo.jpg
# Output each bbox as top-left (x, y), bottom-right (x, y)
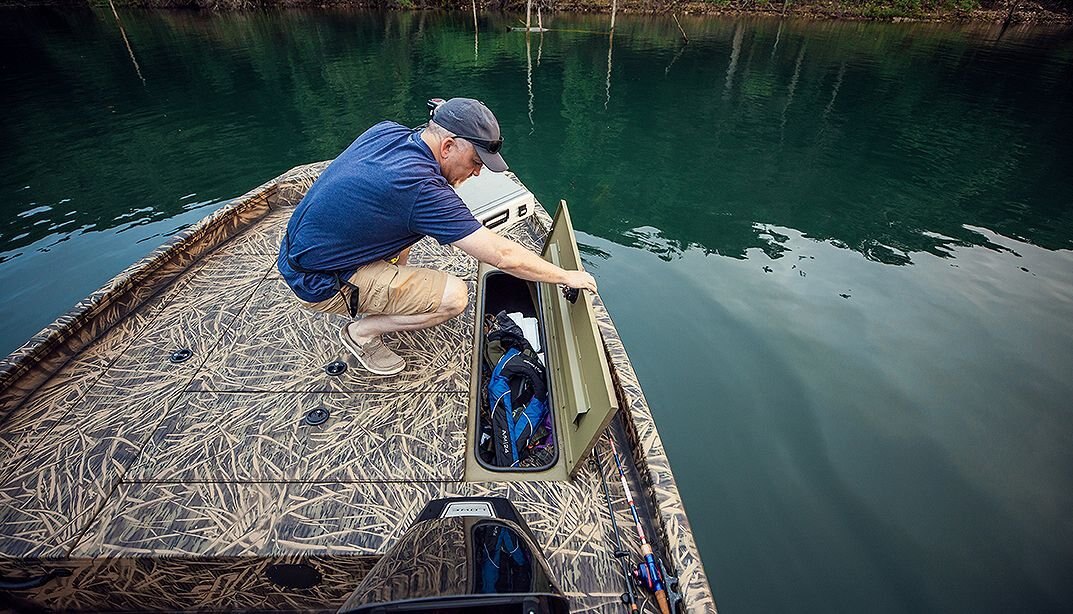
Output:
top-left (563, 270), bottom-right (597, 294)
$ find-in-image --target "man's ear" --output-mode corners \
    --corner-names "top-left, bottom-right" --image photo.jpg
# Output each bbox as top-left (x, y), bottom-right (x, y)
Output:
top-left (439, 136), bottom-right (455, 159)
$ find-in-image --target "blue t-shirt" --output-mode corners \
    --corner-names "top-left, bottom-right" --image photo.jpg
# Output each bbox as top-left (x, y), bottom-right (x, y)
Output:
top-left (278, 121), bottom-right (483, 302)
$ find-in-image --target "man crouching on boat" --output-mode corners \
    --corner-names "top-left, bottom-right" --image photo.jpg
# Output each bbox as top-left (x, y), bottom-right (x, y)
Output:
top-left (277, 98), bottom-right (596, 376)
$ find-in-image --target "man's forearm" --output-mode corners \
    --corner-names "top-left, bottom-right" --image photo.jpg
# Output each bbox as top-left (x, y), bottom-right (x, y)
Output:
top-left (496, 241), bottom-right (569, 284)
top-left (453, 227), bottom-right (592, 290)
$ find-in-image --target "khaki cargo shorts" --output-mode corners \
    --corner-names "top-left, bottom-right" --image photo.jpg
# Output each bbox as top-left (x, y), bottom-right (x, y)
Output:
top-left (300, 260), bottom-right (448, 317)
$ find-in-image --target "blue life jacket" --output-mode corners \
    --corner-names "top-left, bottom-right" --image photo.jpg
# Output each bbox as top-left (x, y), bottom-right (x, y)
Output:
top-left (477, 523), bottom-right (530, 592)
top-left (488, 347), bottom-right (549, 467)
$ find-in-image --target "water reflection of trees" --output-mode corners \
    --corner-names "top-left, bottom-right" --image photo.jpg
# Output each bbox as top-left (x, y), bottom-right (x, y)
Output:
top-left (2, 10), bottom-right (1070, 266)
top-left (553, 17), bottom-right (1073, 265)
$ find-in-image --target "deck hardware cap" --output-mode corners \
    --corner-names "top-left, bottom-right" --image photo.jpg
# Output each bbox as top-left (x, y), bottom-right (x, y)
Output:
top-left (265, 563), bottom-right (321, 590)
top-left (168, 348), bottom-right (193, 364)
top-left (324, 360), bottom-right (347, 376)
top-left (302, 407), bottom-right (330, 427)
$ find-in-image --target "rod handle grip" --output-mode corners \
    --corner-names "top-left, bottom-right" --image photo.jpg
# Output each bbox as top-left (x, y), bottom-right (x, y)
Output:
top-left (656, 590), bottom-right (672, 614)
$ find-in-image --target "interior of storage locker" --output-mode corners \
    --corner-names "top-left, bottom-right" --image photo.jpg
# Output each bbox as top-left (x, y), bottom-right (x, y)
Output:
top-left (476, 271), bottom-right (558, 471)
top-left (481, 271), bottom-right (540, 324)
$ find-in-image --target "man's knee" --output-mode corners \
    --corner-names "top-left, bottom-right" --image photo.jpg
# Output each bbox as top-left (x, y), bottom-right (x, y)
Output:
top-left (439, 276), bottom-right (468, 317)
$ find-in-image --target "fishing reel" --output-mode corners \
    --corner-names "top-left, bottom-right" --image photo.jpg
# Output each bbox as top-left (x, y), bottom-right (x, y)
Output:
top-left (633, 557), bottom-right (683, 614)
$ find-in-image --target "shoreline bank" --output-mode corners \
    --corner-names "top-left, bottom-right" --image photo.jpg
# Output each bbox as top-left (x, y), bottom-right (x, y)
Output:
top-left (10, 0), bottom-right (1073, 25)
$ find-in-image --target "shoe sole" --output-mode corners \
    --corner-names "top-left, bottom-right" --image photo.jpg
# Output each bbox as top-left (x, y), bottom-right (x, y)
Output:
top-left (339, 327), bottom-right (405, 376)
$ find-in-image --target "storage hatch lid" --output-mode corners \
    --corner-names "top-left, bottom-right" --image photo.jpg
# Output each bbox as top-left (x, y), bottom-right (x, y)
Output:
top-left (539, 200), bottom-right (619, 478)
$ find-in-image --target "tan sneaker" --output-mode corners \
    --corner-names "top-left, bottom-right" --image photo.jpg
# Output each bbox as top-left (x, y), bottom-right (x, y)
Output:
top-left (339, 325), bottom-right (405, 375)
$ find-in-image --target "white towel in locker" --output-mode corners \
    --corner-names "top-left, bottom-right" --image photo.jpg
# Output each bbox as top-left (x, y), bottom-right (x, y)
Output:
top-left (507, 312), bottom-right (542, 354)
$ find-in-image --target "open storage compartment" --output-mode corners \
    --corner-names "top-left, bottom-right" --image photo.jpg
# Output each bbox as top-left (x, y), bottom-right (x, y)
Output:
top-left (474, 271), bottom-right (560, 472)
top-left (466, 200), bottom-right (619, 482)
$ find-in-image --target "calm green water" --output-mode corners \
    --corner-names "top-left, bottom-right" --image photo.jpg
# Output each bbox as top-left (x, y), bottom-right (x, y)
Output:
top-left (3, 7), bottom-right (1073, 612)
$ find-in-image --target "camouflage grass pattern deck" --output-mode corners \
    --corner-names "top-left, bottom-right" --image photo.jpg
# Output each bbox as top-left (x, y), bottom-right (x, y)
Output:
top-left (0, 163), bottom-right (715, 612)
top-left (128, 391), bottom-right (469, 483)
top-left (187, 274), bottom-right (476, 394)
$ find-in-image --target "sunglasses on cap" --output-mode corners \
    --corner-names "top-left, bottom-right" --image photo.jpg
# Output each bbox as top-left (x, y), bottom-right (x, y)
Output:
top-left (451, 134), bottom-right (503, 155)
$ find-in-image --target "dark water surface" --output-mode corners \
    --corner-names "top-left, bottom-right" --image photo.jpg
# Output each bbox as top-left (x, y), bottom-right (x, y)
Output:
top-left (3, 7), bottom-right (1073, 612)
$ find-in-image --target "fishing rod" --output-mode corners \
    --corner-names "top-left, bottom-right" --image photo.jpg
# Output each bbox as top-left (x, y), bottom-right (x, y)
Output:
top-left (608, 433), bottom-right (673, 614)
top-left (592, 447), bottom-right (639, 613)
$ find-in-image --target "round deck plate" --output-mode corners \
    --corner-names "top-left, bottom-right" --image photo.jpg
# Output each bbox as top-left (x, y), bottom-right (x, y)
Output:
top-left (168, 348), bottom-right (193, 364)
top-left (324, 360), bottom-right (347, 376)
top-left (303, 407), bottom-right (330, 426)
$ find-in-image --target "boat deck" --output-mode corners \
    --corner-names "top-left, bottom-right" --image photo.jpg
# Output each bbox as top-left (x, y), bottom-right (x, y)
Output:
top-left (0, 164), bottom-right (714, 612)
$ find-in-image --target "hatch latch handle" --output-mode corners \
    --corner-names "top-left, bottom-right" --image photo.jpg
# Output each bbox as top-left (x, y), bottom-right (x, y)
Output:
top-left (561, 285), bottom-right (580, 304)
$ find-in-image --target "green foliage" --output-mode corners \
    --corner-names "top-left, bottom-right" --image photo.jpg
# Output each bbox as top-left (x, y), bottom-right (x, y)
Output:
top-left (855, 0), bottom-right (927, 17)
top-left (88, 0), bottom-right (993, 16)
top-left (947, 0), bottom-right (980, 10)
top-left (851, 0), bottom-right (984, 17)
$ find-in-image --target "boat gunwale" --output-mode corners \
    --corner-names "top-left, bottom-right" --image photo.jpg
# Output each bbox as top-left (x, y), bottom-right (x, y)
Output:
top-left (0, 162), bottom-right (327, 421)
top-left (0, 161), bottom-right (716, 612)
top-left (517, 201), bottom-right (718, 610)
top-left (592, 297), bottom-right (718, 612)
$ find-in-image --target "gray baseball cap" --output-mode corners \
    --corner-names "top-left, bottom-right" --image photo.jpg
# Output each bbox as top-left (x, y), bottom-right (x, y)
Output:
top-left (431, 98), bottom-right (508, 172)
